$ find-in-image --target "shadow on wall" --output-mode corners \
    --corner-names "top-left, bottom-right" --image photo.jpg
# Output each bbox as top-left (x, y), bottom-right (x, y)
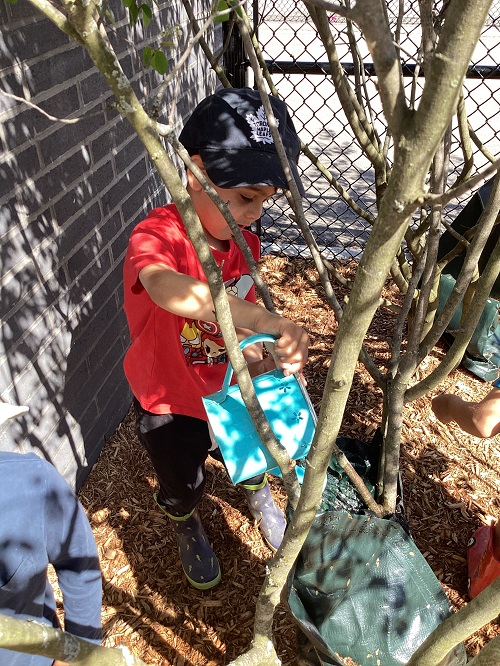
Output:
top-left (0, 158), bottom-right (133, 486)
top-left (0, 6), bottom-right (144, 486)
top-left (0, 1), bottom-right (220, 487)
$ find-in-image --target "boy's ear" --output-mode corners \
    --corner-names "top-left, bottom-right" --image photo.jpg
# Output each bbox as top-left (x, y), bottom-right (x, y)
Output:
top-left (186, 155), bottom-right (205, 191)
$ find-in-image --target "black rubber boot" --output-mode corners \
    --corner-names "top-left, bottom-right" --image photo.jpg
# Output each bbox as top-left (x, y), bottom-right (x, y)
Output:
top-left (239, 475), bottom-right (286, 551)
top-left (154, 494), bottom-right (221, 590)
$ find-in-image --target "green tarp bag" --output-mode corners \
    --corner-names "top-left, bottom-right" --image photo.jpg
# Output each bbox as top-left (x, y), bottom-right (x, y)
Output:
top-left (286, 436), bottom-right (466, 666)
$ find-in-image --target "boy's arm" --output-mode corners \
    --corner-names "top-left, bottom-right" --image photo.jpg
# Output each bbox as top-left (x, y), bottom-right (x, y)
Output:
top-left (139, 263), bottom-right (308, 375)
top-left (432, 387), bottom-right (500, 438)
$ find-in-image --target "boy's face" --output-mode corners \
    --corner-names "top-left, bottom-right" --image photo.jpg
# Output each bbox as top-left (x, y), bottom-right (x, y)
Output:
top-left (187, 156), bottom-right (276, 248)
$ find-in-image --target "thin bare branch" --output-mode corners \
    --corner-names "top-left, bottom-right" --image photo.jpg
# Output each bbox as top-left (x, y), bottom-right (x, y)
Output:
top-left (153, 9), bottom-right (226, 116)
top-left (214, 13), bottom-right (237, 63)
top-left (0, 88), bottom-right (80, 123)
top-left (453, 92), bottom-right (474, 186)
top-left (407, 578), bottom-right (500, 666)
top-left (421, 160), bottom-right (500, 213)
top-left (305, 4), bottom-right (387, 177)
top-left (347, 0), bottom-right (408, 137)
top-left (469, 122), bottom-right (498, 164)
top-left (409, 173), bottom-right (500, 392)
top-left (180, 0), bottom-right (231, 87)
top-left (300, 142), bottom-right (376, 224)
top-left (389, 247), bottom-right (427, 375)
top-left (302, 0), bottom-right (355, 20)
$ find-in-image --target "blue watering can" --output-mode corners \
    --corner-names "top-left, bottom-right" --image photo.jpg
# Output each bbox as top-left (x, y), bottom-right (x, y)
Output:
top-left (202, 334), bottom-right (316, 484)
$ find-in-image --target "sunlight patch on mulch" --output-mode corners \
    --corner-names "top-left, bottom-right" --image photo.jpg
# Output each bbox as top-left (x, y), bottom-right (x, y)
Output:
top-left (75, 255), bottom-right (500, 665)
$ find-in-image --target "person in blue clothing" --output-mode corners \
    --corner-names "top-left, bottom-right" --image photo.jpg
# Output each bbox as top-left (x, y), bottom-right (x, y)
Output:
top-left (0, 403), bottom-right (103, 665)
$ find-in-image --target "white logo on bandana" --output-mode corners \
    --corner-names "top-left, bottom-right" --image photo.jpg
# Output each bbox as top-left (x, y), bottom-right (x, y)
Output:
top-left (246, 105), bottom-right (278, 144)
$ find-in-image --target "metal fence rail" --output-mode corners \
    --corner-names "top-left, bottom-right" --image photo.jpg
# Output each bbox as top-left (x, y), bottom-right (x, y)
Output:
top-left (246, 2), bottom-right (500, 259)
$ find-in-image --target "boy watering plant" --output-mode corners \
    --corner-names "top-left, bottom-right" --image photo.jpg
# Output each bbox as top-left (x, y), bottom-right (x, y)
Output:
top-left (123, 87), bottom-right (309, 590)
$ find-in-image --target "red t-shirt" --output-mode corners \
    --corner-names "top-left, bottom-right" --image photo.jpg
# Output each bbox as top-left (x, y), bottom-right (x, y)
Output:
top-left (123, 204), bottom-right (260, 420)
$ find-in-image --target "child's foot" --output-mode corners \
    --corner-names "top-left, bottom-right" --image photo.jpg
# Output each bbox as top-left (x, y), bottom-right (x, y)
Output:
top-left (155, 495), bottom-right (221, 590)
top-left (240, 476), bottom-right (286, 551)
top-left (467, 523), bottom-right (500, 598)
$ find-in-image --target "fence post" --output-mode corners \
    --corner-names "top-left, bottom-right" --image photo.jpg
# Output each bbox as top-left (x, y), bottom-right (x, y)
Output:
top-left (223, 12), bottom-right (247, 87)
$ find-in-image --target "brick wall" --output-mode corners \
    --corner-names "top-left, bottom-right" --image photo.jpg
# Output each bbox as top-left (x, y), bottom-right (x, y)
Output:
top-left (0, 0), bottom-right (220, 488)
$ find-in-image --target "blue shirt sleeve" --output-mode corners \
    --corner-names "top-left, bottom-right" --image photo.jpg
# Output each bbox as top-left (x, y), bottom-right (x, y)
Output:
top-left (42, 461), bottom-right (103, 643)
top-left (0, 452), bottom-right (102, 665)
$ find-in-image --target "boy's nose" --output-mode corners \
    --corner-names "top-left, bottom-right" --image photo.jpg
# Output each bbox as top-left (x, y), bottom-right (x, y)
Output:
top-left (245, 202), bottom-right (264, 221)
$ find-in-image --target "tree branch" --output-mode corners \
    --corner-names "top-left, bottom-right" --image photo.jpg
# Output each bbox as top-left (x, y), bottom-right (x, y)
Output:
top-left (422, 160), bottom-right (500, 209)
top-left (347, 0), bottom-right (409, 137)
top-left (416, 172), bottom-right (500, 365)
top-left (26, 0), bottom-right (84, 44)
top-left (406, 230), bottom-right (500, 402)
top-left (406, 578), bottom-right (500, 666)
top-left (0, 614), bottom-right (147, 665)
top-left (0, 88), bottom-right (80, 123)
top-left (180, 0), bottom-right (232, 87)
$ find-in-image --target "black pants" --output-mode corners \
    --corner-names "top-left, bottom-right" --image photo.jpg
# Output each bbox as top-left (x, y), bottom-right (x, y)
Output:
top-left (133, 399), bottom-right (264, 517)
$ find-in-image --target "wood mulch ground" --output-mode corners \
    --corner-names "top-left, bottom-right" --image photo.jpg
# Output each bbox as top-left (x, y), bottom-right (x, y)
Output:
top-left (76, 255), bottom-right (500, 665)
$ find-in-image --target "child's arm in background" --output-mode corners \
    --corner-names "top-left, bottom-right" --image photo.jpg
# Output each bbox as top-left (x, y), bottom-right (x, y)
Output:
top-left (432, 387), bottom-right (500, 438)
top-left (139, 264), bottom-right (308, 376)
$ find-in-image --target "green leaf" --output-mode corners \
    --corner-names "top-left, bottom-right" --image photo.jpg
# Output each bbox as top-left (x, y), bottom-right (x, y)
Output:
top-left (214, 0), bottom-right (230, 22)
top-left (129, 3), bottom-right (139, 24)
top-left (141, 3), bottom-right (152, 28)
top-left (122, 0), bottom-right (134, 8)
top-left (151, 50), bottom-right (168, 76)
top-left (143, 45), bottom-right (152, 67)
top-left (5, 0), bottom-right (19, 4)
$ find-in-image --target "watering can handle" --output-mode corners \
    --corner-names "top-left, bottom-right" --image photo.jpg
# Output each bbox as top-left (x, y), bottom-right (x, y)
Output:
top-left (220, 334), bottom-right (278, 399)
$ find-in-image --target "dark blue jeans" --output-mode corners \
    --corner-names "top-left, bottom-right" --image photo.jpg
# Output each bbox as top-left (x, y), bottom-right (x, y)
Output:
top-left (133, 399), bottom-right (264, 516)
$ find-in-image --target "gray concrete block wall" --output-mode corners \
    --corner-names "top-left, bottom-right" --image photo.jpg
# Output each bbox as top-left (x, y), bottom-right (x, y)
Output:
top-left (0, 0), bottom-right (220, 488)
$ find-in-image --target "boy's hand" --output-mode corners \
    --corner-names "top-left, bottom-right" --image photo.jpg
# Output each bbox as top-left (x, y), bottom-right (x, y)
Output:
top-left (271, 319), bottom-right (309, 376)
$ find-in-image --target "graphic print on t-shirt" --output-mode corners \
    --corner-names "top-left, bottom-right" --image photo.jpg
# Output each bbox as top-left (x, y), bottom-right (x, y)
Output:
top-left (180, 274), bottom-right (254, 366)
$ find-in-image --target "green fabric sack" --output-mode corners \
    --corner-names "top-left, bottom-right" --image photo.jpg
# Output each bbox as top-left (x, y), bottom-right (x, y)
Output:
top-left (286, 437), bottom-right (466, 666)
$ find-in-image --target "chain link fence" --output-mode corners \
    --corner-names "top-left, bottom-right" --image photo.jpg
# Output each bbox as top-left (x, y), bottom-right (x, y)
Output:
top-left (258, 0), bottom-right (500, 27)
top-left (247, 2), bottom-right (500, 259)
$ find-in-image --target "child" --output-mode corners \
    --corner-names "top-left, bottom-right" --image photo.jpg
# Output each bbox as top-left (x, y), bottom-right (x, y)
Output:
top-left (0, 404), bottom-right (102, 665)
top-left (432, 381), bottom-right (500, 598)
top-left (123, 87), bottom-right (309, 590)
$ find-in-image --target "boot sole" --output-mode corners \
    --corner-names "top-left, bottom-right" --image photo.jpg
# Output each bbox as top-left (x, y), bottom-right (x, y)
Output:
top-left (183, 566), bottom-right (222, 590)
